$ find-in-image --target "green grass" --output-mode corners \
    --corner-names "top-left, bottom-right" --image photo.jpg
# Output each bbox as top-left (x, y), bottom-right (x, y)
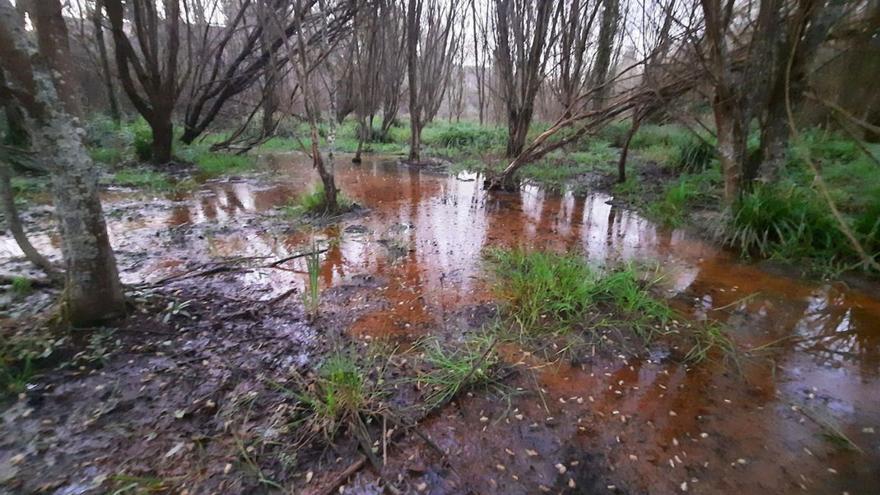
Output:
top-left (642, 168), bottom-right (721, 226)
top-left (684, 322), bottom-right (735, 364)
top-left (110, 168), bottom-right (173, 191)
top-left (0, 328), bottom-right (62, 399)
top-left (415, 334), bottom-right (499, 410)
top-left (485, 248), bottom-right (672, 342)
top-left (628, 124), bottom-right (715, 172)
top-left (717, 182), bottom-right (872, 272)
top-left (293, 352), bottom-right (386, 439)
top-left (89, 146), bottom-right (126, 165)
top-left (0, 356), bottom-right (34, 397)
top-left (255, 136), bottom-right (301, 153)
top-left (10, 276), bottom-right (32, 297)
top-left (283, 184), bottom-right (354, 217)
top-left (193, 152), bottom-right (253, 176)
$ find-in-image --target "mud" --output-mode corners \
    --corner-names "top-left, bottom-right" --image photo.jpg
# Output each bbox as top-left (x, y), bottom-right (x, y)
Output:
top-left (1, 153), bottom-right (878, 494)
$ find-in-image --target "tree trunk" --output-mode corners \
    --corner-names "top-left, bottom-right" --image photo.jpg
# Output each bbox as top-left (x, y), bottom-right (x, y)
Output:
top-left (43, 116), bottom-right (126, 324)
top-left (507, 110), bottom-right (531, 158)
top-left (590, 0), bottom-right (620, 108)
top-left (0, 0), bottom-right (126, 325)
top-left (409, 121), bottom-right (422, 162)
top-left (0, 161), bottom-right (60, 280)
top-left (312, 127), bottom-right (338, 213)
top-left (150, 114), bottom-right (174, 164)
top-left (93, 0), bottom-right (120, 124)
top-left (406, 0), bottom-right (421, 163)
top-left (712, 95), bottom-right (746, 203)
top-left (617, 116), bottom-right (642, 184)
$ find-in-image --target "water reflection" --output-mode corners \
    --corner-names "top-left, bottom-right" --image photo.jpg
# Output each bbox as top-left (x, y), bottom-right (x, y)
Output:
top-left (1, 154), bottom-right (878, 372)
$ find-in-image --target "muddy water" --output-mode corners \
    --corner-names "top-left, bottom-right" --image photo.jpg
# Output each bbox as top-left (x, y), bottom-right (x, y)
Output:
top-left (3, 153), bottom-right (878, 493)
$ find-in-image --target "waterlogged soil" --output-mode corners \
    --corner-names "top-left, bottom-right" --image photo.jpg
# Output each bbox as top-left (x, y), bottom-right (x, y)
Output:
top-left (1, 153), bottom-right (879, 494)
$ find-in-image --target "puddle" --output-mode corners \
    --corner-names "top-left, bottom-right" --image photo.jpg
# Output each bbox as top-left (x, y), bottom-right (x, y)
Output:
top-left (2, 153), bottom-right (878, 492)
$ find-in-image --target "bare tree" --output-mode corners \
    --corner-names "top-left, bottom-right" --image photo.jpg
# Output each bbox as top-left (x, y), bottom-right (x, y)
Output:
top-left (550, 0), bottom-right (602, 116)
top-left (179, 0), bottom-right (354, 145)
top-left (469, 0), bottom-right (490, 125)
top-left (615, 0), bottom-right (678, 183)
top-left (493, 0), bottom-right (558, 158)
top-left (92, 0), bottom-right (121, 124)
top-left (406, 0), bottom-right (461, 162)
top-left (351, 0), bottom-right (384, 162)
top-left (104, 0), bottom-right (182, 164)
top-left (378, 1), bottom-right (407, 138)
top-left (0, 0), bottom-right (125, 325)
top-left (272, 0), bottom-right (354, 213)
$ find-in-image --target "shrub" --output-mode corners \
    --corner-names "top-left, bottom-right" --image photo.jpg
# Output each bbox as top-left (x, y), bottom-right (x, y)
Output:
top-left (422, 122), bottom-right (505, 151)
top-left (719, 184), bottom-right (847, 261)
top-left (131, 119), bottom-right (153, 161)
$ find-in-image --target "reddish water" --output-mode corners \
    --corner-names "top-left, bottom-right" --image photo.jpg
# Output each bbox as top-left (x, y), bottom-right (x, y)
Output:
top-left (2, 153), bottom-right (878, 493)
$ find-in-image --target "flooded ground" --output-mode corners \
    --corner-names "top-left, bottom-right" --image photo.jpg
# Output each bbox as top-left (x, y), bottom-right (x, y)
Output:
top-left (1, 153), bottom-right (878, 494)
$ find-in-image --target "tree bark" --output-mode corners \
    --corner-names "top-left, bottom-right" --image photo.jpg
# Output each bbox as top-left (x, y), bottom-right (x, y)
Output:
top-left (150, 112), bottom-right (174, 164)
top-left (590, 0), bottom-right (620, 109)
top-left (406, 0), bottom-right (421, 162)
top-left (617, 116), bottom-right (642, 184)
top-left (0, 0), bottom-right (125, 325)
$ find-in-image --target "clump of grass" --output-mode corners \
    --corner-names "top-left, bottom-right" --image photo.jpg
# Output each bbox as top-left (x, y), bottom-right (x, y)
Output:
top-left (0, 328), bottom-right (64, 398)
top-left (89, 146), bottom-right (125, 165)
top-left (0, 357), bottom-right (34, 397)
top-left (285, 184), bottom-right (354, 217)
top-left (294, 352), bottom-right (386, 439)
top-left (416, 334), bottom-right (499, 410)
top-left (131, 118), bottom-right (153, 162)
top-left (647, 169), bottom-right (720, 227)
top-left (193, 152), bottom-right (254, 176)
top-left (10, 276), bottom-right (32, 297)
top-left (485, 249), bottom-right (671, 342)
top-left (684, 322), bottom-right (735, 364)
top-left (591, 265), bottom-right (673, 342)
top-left (485, 249), bottom-right (597, 335)
top-left (110, 168), bottom-right (172, 191)
top-left (718, 184), bottom-right (852, 267)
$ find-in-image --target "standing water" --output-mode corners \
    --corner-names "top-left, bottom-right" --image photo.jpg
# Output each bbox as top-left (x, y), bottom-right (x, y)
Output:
top-left (1, 153), bottom-right (877, 493)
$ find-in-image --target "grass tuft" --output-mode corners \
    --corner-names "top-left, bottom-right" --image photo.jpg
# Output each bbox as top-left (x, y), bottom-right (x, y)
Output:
top-left (416, 334), bottom-right (499, 410)
top-left (485, 248), bottom-right (672, 342)
top-left (283, 184), bottom-right (354, 217)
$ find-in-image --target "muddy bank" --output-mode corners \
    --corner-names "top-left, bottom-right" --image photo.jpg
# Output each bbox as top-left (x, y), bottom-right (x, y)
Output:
top-left (1, 153), bottom-right (879, 494)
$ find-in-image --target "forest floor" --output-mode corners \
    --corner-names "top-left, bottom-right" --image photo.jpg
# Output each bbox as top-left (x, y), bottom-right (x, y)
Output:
top-left (1, 152), bottom-right (879, 494)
